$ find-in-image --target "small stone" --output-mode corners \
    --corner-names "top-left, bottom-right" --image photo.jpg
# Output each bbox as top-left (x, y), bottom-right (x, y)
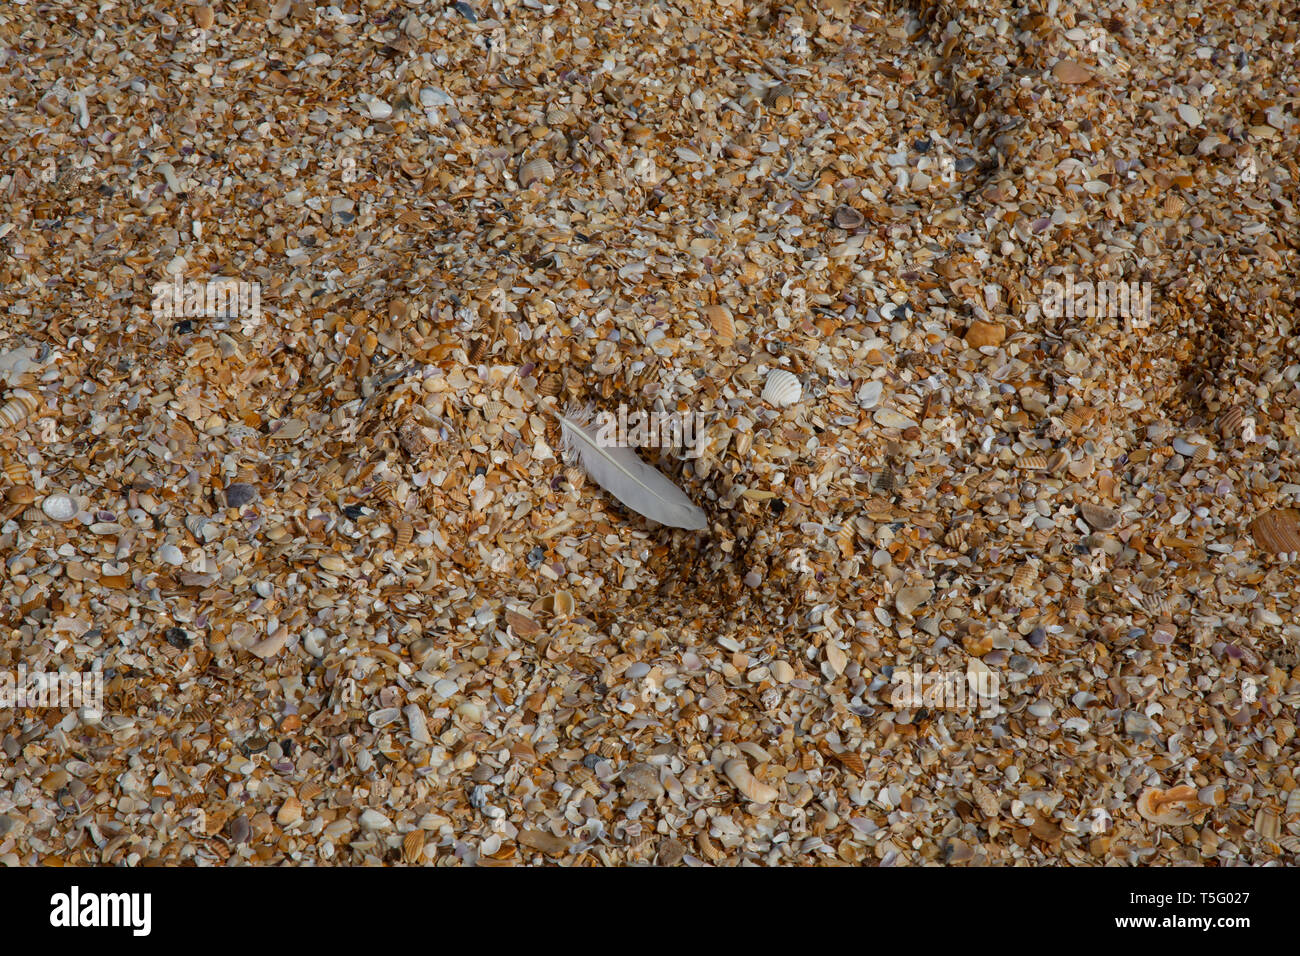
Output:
top-left (1052, 59), bottom-right (1094, 84)
top-left (964, 320), bottom-right (1007, 348)
top-left (224, 482), bottom-right (258, 507)
top-left (40, 494), bottom-right (76, 522)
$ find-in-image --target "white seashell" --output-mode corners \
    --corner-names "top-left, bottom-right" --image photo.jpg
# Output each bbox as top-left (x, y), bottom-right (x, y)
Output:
top-left (303, 628), bottom-right (327, 658)
top-left (856, 379), bottom-right (883, 408)
top-left (157, 544), bottom-right (184, 565)
top-left (40, 493), bottom-right (76, 522)
top-left (874, 407), bottom-right (918, 430)
top-left (368, 707), bottom-right (401, 728)
top-left (366, 98), bottom-right (393, 120)
top-left (761, 369), bottom-right (802, 407)
top-left (723, 758), bottom-right (778, 803)
top-left (359, 809), bottom-right (392, 831)
top-left (406, 704), bottom-right (432, 743)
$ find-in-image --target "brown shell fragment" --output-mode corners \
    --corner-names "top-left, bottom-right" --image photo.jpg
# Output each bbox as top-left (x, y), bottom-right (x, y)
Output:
top-left (1079, 502), bottom-right (1120, 531)
top-left (1250, 509), bottom-right (1300, 556)
top-left (1136, 786), bottom-right (1202, 826)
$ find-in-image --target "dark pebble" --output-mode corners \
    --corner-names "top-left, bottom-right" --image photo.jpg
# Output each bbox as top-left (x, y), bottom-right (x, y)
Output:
top-left (224, 482), bottom-right (258, 507)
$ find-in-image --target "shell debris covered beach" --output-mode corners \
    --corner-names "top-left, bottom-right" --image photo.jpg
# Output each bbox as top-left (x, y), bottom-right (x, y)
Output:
top-left (0, 0), bottom-right (1298, 869)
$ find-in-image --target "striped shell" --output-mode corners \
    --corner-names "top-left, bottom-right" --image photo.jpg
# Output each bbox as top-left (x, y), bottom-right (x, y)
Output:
top-left (393, 521), bottom-right (413, 551)
top-left (0, 389), bottom-right (40, 429)
top-left (704, 304), bottom-right (735, 342)
top-left (1066, 594), bottom-right (1086, 621)
top-left (519, 157), bottom-right (555, 188)
top-left (1215, 404), bottom-right (1245, 439)
top-left (1250, 509), bottom-right (1300, 557)
top-left (1018, 454), bottom-right (1048, 470)
top-left (1012, 563), bottom-right (1039, 590)
top-left (761, 368), bottom-right (801, 407)
top-left (2, 455), bottom-right (28, 485)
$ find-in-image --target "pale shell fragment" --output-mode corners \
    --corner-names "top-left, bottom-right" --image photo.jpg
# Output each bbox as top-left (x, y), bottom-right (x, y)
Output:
top-left (519, 157), bottom-right (555, 188)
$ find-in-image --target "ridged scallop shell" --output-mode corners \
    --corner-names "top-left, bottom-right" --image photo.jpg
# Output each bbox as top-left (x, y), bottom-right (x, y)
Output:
top-left (761, 369), bottom-right (801, 407)
top-left (1215, 404), bottom-right (1246, 440)
top-left (3, 456), bottom-right (28, 484)
top-left (1012, 563), bottom-right (1038, 589)
top-left (393, 521), bottom-right (413, 551)
top-left (519, 157), bottom-right (555, 188)
top-left (1018, 454), bottom-right (1048, 470)
top-left (0, 389), bottom-right (40, 429)
top-left (704, 304), bottom-right (735, 342)
top-left (1250, 509), bottom-right (1300, 556)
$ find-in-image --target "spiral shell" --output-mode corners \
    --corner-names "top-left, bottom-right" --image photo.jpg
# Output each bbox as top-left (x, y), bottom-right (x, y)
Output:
top-left (0, 389), bottom-right (40, 429)
top-left (761, 368), bottom-right (801, 407)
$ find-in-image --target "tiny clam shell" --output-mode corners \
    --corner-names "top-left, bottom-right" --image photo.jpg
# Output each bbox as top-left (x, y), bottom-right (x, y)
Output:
top-left (832, 204), bottom-right (864, 229)
top-left (723, 757), bottom-right (777, 803)
top-left (1136, 785), bottom-right (1201, 825)
top-left (519, 157), bottom-right (555, 188)
top-left (40, 493), bottom-right (77, 522)
top-left (761, 369), bottom-right (801, 407)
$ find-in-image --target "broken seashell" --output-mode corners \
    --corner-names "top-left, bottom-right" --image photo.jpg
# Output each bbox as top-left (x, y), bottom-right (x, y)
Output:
top-left (761, 368), bottom-right (801, 407)
top-left (832, 205), bottom-right (864, 229)
top-left (1136, 785), bottom-right (1201, 825)
top-left (1079, 502), bottom-right (1120, 531)
top-left (705, 304), bottom-right (735, 342)
top-left (723, 757), bottom-right (777, 803)
top-left (519, 157), bottom-right (555, 188)
top-left (763, 83), bottom-right (794, 113)
top-left (1250, 509), bottom-right (1300, 557)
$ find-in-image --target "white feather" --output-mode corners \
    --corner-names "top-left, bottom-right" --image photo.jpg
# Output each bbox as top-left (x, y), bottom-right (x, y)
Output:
top-left (556, 407), bottom-right (707, 530)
